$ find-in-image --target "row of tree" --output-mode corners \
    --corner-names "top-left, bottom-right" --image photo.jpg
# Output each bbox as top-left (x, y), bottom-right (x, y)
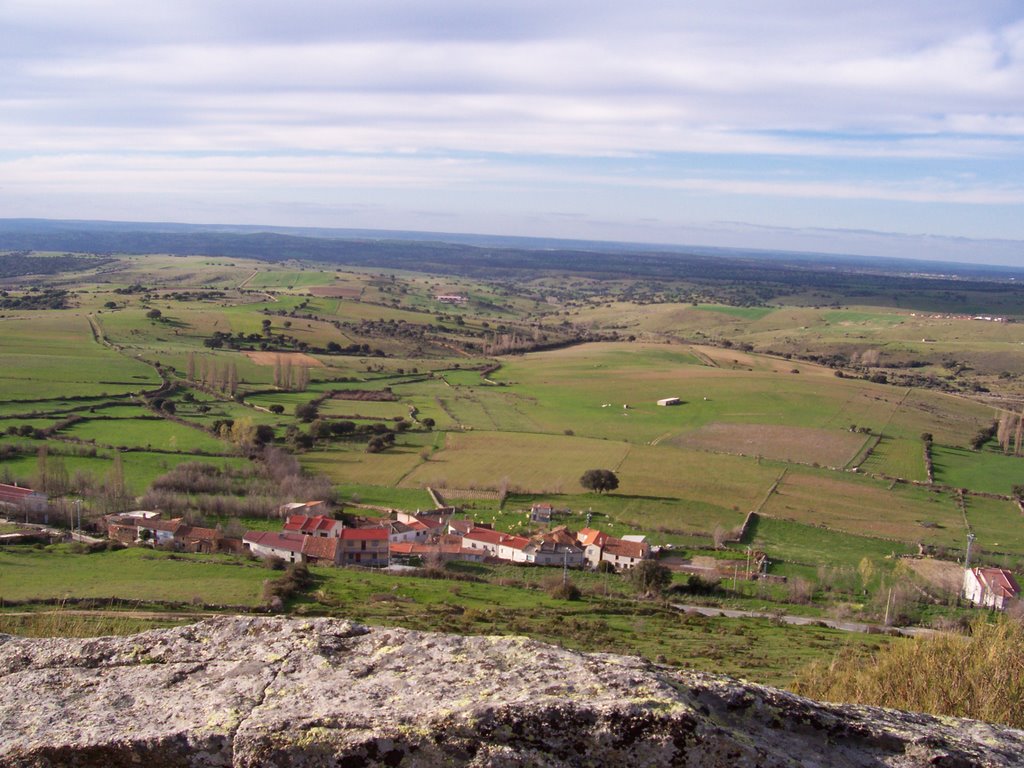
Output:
top-left (185, 352), bottom-right (240, 395)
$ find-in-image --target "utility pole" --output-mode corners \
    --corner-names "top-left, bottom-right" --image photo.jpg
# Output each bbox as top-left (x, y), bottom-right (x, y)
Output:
top-left (562, 548), bottom-right (568, 586)
top-left (884, 585), bottom-right (893, 626)
top-left (75, 499), bottom-right (82, 538)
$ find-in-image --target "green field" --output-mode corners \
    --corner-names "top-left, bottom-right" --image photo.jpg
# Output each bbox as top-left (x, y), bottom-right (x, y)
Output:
top-left (762, 467), bottom-right (965, 548)
top-left (932, 445), bottom-right (1024, 496)
top-left (0, 546), bottom-right (267, 606)
top-left (0, 314), bottom-right (160, 400)
top-left (61, 416), bottom-right (231, 453)
top-left (858, 436), bottom-right (927, 481)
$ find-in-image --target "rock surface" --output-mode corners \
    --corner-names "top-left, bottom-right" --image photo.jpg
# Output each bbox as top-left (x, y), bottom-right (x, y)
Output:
top-left (1, 616), bottom-right (1022, 767)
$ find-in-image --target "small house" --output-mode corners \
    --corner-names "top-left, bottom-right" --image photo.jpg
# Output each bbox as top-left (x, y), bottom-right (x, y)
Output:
top-left (656, 397), bottom-right (681, 407)
top-left (0, 483), bottom-right (48, 512)
top-left (530, 503), bottom-right (554, 524)
top-left (963, 567), bottom-right (1020, 610)
top-left (338, 527), bottom-right (390, 567)
top-left (283, 514), bottom-right (345, 538)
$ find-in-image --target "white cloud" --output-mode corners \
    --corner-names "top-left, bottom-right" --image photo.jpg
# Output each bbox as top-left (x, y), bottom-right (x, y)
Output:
top-left (0, 1), bottom-right (1022, 252)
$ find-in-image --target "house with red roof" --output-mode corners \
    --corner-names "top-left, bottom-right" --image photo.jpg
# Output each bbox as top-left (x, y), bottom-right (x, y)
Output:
top-left (243, 530), bottom-right (341, 566)
top-left (577, 527), bottom-right (649, 570)
top-left (462, 526), bottom-right (509, 557)
top-left (283, 514), bottom-right (345, 538)
top-left (497, 534), bottom-right (533, 563)
top-left (390, 535), bottom-right (487, 564)
top-left (339, 527), bottom-right (389, 567)
top-left (0, 483), bottom-right (47, 513)
top-left (963, 567), bottom-right (1020, 610)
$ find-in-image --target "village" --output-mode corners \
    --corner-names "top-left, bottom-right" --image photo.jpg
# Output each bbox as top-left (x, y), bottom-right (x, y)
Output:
top-left (103, 500), bottom-right (652, 572)
top-left (1, 480), bottom-right (1020, 614)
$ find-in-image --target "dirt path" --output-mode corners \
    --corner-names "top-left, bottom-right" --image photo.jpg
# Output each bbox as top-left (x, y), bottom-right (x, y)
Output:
top-left (238, 269), bottom-right (259, 289)
top-left (670, 602), bottom-right (936, 638)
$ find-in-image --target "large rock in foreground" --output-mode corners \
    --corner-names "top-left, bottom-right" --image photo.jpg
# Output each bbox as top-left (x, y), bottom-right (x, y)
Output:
top-left (1, 616), bottom-right (1021, 767)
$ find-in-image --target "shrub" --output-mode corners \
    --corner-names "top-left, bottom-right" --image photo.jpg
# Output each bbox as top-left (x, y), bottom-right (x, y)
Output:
top-left (630, 560), bottom-right (673, 596)
top-left (546, 580), bottom-right (582, 601)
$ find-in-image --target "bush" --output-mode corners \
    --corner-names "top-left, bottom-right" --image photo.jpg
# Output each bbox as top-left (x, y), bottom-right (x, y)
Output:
top-left (547, 580), bottom-right (582, 601)
top-left (630, 560), bottom-right (673, 595)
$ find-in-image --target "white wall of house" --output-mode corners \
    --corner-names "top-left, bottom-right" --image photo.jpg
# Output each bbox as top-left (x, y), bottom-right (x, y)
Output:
top-left (247, 540), bottom-right (302, 563)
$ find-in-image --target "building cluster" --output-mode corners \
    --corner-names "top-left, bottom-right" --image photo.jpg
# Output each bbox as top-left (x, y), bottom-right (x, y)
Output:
top-left (99, 501), bottom-right (652, 572)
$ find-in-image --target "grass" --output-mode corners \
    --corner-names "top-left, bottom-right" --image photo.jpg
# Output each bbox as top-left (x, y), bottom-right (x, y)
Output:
top-left (0, 313), bottom-right (160, 399)
top-left (858, 436), bottom-right (927, 481)
top-left (0, 546), bottom-right (269, 605)
top-left (761, 467), bottom-right (965, 548)
top-left (0, 448), bottom-right (248, 496)
top-left (793, 617), bottom-right (1024, 727)
top-left (963, 495), bottom-right (1024, 554)
top-left (400, 431), bottom-right (632, 494)
top-left (61, 417), bottom-right (231, 453)
top-left (743, 515), bottom-right (916, 570)
top-left (932, 444), bottom-right (1024, 496)
top-left (305, 563), bottom-right (893, 686)
top-left (0, 609), bottom-right (187, 638)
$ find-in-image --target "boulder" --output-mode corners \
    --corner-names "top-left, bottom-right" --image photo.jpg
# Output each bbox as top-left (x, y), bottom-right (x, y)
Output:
top-left (1, 616), bottom-right (1021, 766)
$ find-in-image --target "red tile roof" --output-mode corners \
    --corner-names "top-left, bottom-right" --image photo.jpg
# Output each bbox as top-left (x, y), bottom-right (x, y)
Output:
top-left (301, 536), bottom-right (340, 561)
top-left (176, 525), bottom-right (218, 542)
top-left (340, 527), bottom-right (389, 541)
top-left (499, 535), bottom-right (531, 551)
top-left (603, 537), bottom-right (647, 561)
top-left (140, 518), bottom-right (185, 533)
top-left (976, 567), bottom-right (1021, 599)
top-left (283, 514), bottom-right (342, 534)
top-left (577, 528), bottom-right (608, 547)
top-left (464, 527), bottom-right (508, 546)
top-left (0, 484), bottom-right (42, 504)
top-left (243, 531), bottom-right (308, 554)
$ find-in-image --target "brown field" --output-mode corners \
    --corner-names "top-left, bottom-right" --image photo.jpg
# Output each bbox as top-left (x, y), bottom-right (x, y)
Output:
top-left (244, 351), bottom-right (325, 367)
top-left (672, 423), bottom-right (865, 467)
top-left (901, 557), bottom-right (963, 595)
top-left (308, 286), bottom-right (363, 299)
top-left (761, 469), bottom-right (965, 547)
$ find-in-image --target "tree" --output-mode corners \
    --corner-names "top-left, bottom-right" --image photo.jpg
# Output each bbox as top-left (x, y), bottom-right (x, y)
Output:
top-left (630, 559), bottom-right (672, 595)
top-left (579, 468), bottom-right (618, 494)
top-left (146, 308), bottom-right (162, 320)
top-left (295, 402), bottom-right (318, 422)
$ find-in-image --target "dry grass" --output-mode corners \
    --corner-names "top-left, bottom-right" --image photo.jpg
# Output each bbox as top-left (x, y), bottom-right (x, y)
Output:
top-left (672, 423), bottom-right (864, 467)
top-left (244, 351), bottom-right (324, 367)
top-left (792, 617), bottom-right (1024, 728)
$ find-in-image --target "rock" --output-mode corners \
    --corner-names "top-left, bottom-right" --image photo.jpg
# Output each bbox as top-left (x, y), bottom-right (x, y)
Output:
top-left (0, 616), bottom-right (1021, 767)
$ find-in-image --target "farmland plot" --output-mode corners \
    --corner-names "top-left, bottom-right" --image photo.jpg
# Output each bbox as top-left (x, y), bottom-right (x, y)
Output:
top-left (671, 424), bottom-right (864, 467)
top-left (399, 431), bottom-right (631, 494)
top-left (761, 468), bottom-right (965, 547)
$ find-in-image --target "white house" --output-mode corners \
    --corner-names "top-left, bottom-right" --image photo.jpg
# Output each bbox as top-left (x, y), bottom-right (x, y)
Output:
top-left (656, 397), bottom-right (681, 406)
top-left (963, 567), bottom-right (1020, 610)
top-left (243, 531), bottom-right (340, 566)
top-left (0, 483), bottom-right (48, 512)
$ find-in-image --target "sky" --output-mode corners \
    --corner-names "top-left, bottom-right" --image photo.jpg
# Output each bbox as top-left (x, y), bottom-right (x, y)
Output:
top-left (2, 1), bottom-right (1023, 265)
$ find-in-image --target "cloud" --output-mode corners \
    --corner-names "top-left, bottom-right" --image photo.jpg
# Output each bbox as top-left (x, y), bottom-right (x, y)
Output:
top-left (0, 1), bottom-right (1022, 254)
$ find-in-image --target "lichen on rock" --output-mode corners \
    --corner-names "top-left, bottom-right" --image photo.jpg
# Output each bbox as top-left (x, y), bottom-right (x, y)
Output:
top-left (1, 616), bottom-right (1022, 766)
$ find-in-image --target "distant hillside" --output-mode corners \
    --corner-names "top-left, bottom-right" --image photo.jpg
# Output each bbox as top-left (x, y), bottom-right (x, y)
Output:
top-left (2, 218), bottom-right (1023, 312)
